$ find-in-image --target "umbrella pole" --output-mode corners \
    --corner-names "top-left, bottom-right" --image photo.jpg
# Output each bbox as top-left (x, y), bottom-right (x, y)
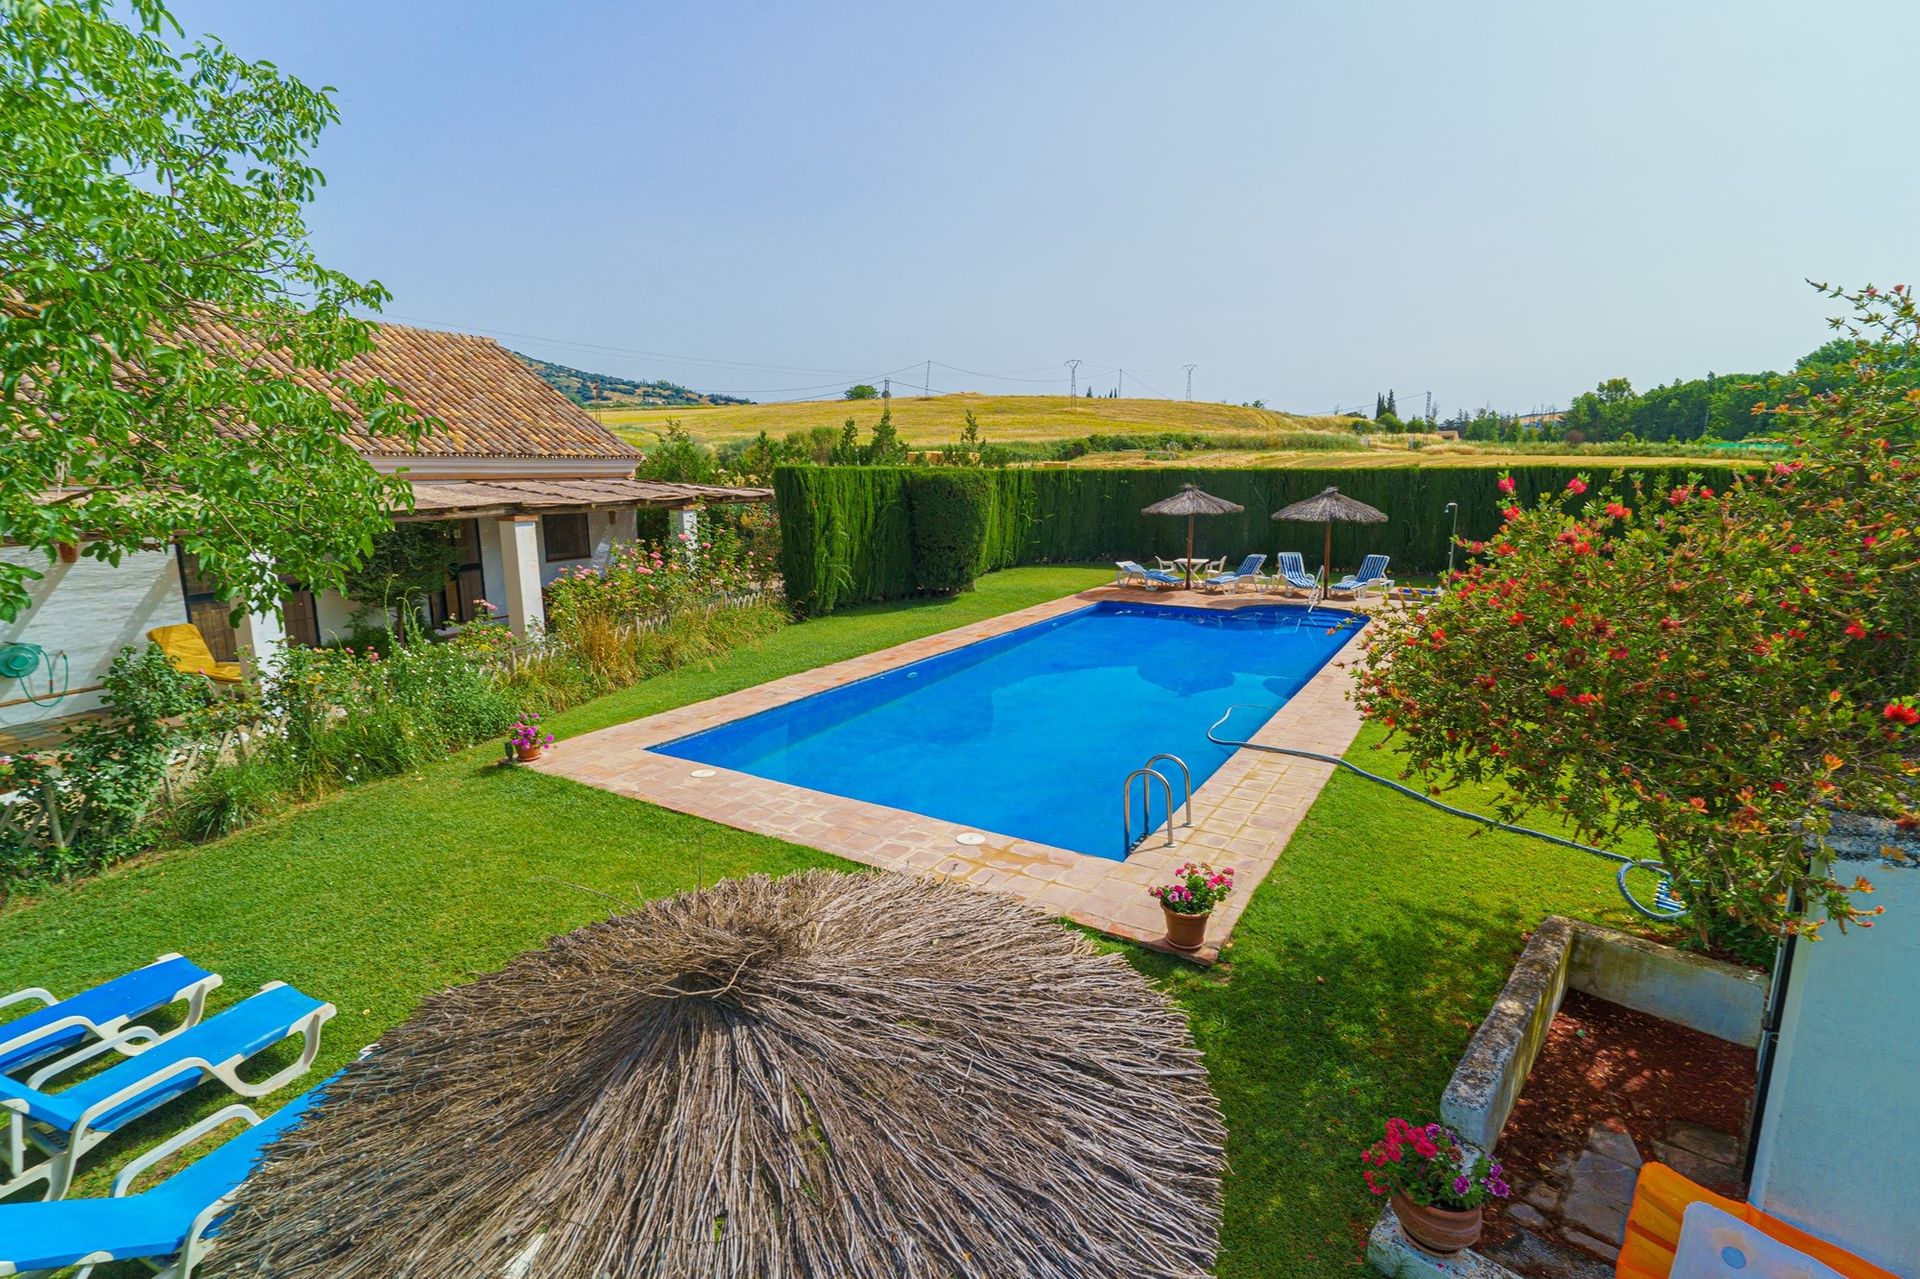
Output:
top-left (1322, 520), bottom-right (1333, 590)
top-left (1185, 515), bottom-right (1195, 589)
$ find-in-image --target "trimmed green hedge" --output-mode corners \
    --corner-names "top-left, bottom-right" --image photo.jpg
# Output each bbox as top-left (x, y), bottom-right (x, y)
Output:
top-left (775, 464), bottom-right (1745, 614)
top-left (907, 470), bottom-right (993, 593)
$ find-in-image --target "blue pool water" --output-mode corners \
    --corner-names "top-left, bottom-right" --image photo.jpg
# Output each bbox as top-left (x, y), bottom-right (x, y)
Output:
top-left (657, 601), bottom-right (1363, 860)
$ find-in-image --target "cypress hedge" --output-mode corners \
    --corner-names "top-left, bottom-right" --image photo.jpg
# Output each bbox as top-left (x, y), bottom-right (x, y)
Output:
top-left (775, 463), bottom-right (1745, 615)
top-left (907, 470), bottom-right (993, 593)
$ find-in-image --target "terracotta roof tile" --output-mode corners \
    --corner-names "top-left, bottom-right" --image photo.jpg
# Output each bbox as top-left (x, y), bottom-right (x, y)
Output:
top-left (171, 315), bottom-right (642, 462)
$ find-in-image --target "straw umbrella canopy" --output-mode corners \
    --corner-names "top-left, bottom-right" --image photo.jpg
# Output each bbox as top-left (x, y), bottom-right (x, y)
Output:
top-left (1271, 485), bottom-right (1388, 585)
top-left (1141, 483), bottom-right (1245, 586)
top-left (205, 871), bottom-right (1227, 1279)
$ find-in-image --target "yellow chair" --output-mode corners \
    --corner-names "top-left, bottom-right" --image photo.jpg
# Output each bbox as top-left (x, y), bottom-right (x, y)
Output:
top-left (1618, 1163), bottom-right (1896, 1279)
top-left (146, 624), bottom-right (245, 685)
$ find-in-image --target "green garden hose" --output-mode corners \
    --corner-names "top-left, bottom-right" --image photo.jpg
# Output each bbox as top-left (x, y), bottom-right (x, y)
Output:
top-left (1206, 703), bottom-right (1687, 921)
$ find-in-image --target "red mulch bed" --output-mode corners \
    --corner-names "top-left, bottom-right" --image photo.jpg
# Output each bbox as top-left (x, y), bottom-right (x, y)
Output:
top-left (1484, 989), bottom-right (1755, 1245)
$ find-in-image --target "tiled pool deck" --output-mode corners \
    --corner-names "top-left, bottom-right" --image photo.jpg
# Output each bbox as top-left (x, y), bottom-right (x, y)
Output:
top-left (532, 585), bottom-right (1384, 961)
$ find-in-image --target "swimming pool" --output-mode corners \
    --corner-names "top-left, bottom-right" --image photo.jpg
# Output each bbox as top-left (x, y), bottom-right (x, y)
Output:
top-left (656, 601), bottom-right (1363, 860)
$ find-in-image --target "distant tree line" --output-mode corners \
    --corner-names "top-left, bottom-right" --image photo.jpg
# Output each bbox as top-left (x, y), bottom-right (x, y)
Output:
top-left (1367, 337), bottom-right (1878, 444)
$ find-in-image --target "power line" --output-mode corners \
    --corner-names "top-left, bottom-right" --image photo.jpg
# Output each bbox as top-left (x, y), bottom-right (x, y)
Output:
top-left (1124, 369), bottom-right (1169, 398)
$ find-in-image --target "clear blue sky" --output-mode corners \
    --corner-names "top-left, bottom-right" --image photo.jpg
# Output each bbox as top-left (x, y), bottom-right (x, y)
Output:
top-left (169, 0), bottom-right (1919, 414)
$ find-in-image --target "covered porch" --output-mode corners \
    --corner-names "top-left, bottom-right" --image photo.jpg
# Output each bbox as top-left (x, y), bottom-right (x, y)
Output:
top-left (0, 478), bottom-right (770, 752)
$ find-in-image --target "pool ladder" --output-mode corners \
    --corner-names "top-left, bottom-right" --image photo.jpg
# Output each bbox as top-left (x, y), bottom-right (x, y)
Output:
top-left (1122, 753), bottom-right (1193, 855)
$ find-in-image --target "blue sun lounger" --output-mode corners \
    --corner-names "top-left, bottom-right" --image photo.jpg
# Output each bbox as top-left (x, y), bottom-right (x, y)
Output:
top-left (1114, 560), bottom-right (1183, 590)
top-left (0, 1077), bottom-right (329, 1279)
top-left (1202, 553), bottom-right (1266, 593)
top-left (1, 955), bottom-right (222, 1079)
top-left (1272, 551), bottom-right (1319, 595)
top-left (1330, 553), bottom-right (1393, 599)
top-left (1, 982), bottom-right (334, 1201)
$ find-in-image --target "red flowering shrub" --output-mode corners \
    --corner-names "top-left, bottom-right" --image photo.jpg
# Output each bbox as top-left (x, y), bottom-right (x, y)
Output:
top-left (1357, 283), bottom-right (1920, 939)
top-left (1360, 1119), bottom-right (1509, 1209)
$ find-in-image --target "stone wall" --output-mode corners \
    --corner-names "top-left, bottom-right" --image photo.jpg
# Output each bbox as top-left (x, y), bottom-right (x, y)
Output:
top-left (1439, 918), bottom-right (1765, 1152)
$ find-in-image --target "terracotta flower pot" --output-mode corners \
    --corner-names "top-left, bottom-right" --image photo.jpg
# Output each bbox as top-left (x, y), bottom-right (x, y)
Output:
top-left (515, 744), bottom-right (544, 763)
top-left (1161, 907), bottom-right (1211, 952)
top-left (1390, 1190), bottom-right (1482, 1255)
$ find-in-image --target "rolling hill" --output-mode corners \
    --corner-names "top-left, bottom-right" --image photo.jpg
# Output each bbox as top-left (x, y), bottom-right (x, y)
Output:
top-left (589, 393), bottom-right (1361, 448)
top-left (515, 354), bottom-right (751, 409)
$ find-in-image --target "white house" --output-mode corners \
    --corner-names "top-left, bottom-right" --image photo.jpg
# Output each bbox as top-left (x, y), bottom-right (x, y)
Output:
top-left (0, 320), bottom-right (768, 748)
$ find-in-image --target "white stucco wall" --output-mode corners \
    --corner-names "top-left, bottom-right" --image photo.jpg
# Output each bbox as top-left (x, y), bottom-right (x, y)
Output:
top-left (536, 507), bottom-right (631, 587)
top-left (0, 544), bottom-right (188, 733)
top-left (1748, 818), bottom-right (1920, 1275)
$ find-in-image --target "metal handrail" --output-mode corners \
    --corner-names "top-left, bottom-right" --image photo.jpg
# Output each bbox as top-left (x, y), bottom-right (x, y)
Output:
top-left (1122, 767), bottom-right (1176, 855)
top-left (1144, 753), bottom-right (1193, 828)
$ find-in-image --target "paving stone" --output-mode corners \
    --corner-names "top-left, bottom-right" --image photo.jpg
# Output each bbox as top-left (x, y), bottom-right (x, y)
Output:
top-left (1652, 1141), bottom-right (1743, 1195)
top-left (1587, 1122), bottom-right (1642, 1169)
top-left (1562, 1183), bottom-right (1630, 1244)
top-left (1481, 1229), bottom-right (1614, 1279)
top-left (1664, 1121), bottom-right (1741, 1165)
top-left (1569, 1151), bottom-right (1638, 1205)
top-left (1562, 1228), bottom-right (1623, 1262)
top-left (1506, 1202), bottom-right (1549, 1231)
top-left (533, 587), bottom-right (1373, 963)
top-left (1524, 1182), bottom-right (1563, 1214)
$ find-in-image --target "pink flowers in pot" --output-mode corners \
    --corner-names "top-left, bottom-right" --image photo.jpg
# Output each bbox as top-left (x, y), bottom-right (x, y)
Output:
top-left (1360, 1118), bottom-right (1509, 1209)
top-left (509, 714), bottom-right (554, 754)
top-left (1148, 861), bottom-right (1235, 915)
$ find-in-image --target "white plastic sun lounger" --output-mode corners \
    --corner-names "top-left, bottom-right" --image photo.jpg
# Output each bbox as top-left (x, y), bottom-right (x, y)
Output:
top-left (1, 955), bottom-right (221, 1079)
top-left (0, 982), bottom-right (334, 1201)
top-left (0, 1077), bottom-right (330, 1279)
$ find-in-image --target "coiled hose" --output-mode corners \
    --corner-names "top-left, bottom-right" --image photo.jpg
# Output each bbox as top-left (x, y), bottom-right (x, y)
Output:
top-left (1205, 704), bottom-right (1685, 920)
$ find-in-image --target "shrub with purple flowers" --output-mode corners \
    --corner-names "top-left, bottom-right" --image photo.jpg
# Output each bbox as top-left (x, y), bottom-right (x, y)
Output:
top-left (1148, 861), bottom-right (1235, 915)
top-left (1360, 1118), bottom-right (1510, 1210)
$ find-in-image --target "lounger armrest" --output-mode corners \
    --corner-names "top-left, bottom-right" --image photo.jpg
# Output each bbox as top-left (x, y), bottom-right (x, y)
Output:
top-left (25, 1023), bottom-right (159, 1089)
top-left (0, 1014), bottom-right (108, 1067)
top-left (71, 1056), bottom-right (218, 1150)
top-left (110, 1102), bottom-right (263, 1198)
top-left (0, 988), bottom-right (58, 1013)
top-left (207, 1002), bottom-right (336, 1100)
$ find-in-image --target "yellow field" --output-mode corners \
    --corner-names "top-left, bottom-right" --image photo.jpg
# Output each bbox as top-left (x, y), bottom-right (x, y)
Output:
top-left (1051, 446), bottom-right (1720, 469)
top-left (595, 392), bottom-right (1733, 471)
top-left (592, 393), bottom-right (1355, 448)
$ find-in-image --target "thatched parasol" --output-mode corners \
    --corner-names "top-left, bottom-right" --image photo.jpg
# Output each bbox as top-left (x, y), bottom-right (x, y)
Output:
top-left (1141, 483), bottom-right (1246, 586)
top-left (206, 871), bottom-right (1227, 1279)
top-left (1272, 485), bottom-right (1387, 585)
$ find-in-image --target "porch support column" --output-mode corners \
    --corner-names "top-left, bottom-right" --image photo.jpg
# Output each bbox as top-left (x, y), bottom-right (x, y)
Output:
top-left (233, 552), bottom-right (287, 678)
top-left (495, 515), bottom-right (546, 637)
top-left (669, 505), bottom-right (699, 559)
top-left (233, 602), bottom-right (286, 678)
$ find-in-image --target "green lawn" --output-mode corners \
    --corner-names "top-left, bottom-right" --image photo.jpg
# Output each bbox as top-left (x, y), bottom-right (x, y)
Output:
top-left (0, 565), bottom-right (1649, 1275)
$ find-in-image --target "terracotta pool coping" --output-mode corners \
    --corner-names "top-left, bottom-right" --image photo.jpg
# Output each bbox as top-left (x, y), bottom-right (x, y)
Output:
top-left (530, 584), bottom-right (1379, 961)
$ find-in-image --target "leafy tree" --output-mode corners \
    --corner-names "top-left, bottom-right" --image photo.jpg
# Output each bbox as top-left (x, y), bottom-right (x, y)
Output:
top-left (1358, 281), bottom-right (1920, 941)
top-left (0, 0), bottom-right (435, 623)
top-left (861, 406), bottom-right (908, 465)
top-left (340, 522), bottom-right (458, 642)
top-left (946, 409), bottom-right (985, 465)
top-left (828, 419), bottom-right (863, 466)
top-left (844, 384), bottom-right (879, 401)
top-left (783, 424), bottom-right (839, 465)
top-left (635, 421), bottom-right (720, 483)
